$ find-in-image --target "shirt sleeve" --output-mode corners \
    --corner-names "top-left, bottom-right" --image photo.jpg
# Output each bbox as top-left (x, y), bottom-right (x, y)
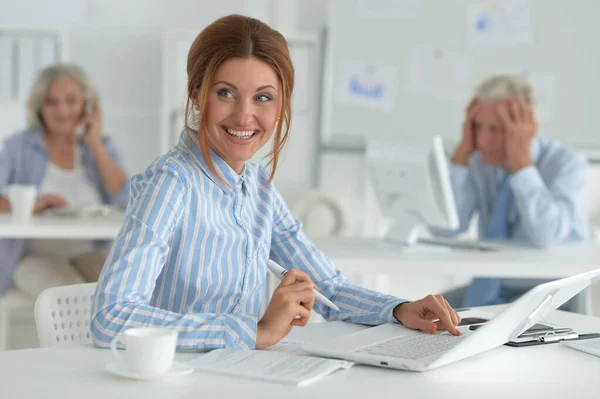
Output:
top-left (509, 156), bottom-right (589, 247)
top-left (99, 136), bottom-right (131, 208)
top-left (90, 160), bottom-right (258, 351)
top-left (429, 162), bottom-right (478, 237)
top-left (268, 183), bottom-right (407, 325)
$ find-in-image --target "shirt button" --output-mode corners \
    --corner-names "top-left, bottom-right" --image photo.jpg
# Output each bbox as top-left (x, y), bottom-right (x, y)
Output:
top-left (247, 259), bottom-right (253, 265)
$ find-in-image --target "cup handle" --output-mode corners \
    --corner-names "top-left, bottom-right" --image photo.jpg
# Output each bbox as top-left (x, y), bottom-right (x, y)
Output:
top-left (110, 334), bottom-right (125, 365)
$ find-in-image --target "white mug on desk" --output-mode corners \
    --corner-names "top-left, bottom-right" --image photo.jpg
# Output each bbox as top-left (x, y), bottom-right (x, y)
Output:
top-left (110, 327), bottom-right (178, 375)
top-left (6, 185), bottom-right (37, 222)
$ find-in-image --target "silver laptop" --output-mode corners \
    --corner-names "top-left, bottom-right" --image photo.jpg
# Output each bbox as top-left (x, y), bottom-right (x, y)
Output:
top-left (305, 268), bottom-right (600, 372)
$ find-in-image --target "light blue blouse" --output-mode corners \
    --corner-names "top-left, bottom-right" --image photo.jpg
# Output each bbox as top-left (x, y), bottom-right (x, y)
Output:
top-left (91, 132), bottom-right (406, 350)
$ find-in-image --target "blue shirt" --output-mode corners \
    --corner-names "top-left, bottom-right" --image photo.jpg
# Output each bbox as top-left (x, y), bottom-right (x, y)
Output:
top-left (0, 129), bottom-right (130, 295)
top-left (433, 137), bottom-right (589, 247)
top-left (91, 132), bottom-right (405, 351)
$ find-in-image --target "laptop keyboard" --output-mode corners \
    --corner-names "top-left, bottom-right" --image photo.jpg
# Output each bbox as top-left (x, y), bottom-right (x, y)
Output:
top-left (355, 332), bottom-right (469, 360)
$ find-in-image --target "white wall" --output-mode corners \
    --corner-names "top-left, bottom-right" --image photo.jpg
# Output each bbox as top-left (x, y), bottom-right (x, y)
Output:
top-left (1, 0), bottom-right (251, 173)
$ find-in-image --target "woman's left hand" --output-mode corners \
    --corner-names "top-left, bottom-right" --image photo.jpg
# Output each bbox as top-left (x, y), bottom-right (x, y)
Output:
top-left (82, 100), bottom-right (104, 149)
top-left (393, 295), bottom-right (462, 336)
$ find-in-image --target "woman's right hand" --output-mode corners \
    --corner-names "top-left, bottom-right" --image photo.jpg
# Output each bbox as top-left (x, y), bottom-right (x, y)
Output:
top-left (256, 269), bottom-right (316, 349)
top-left (452, 97), bottom-right (480, 165)
top-left (33, 195), bottom-right (67, 215)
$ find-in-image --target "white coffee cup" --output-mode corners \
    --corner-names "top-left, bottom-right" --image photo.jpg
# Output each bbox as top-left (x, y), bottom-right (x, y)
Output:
top-left (6, 185), bottom-right (37, 222)
top-left (110, 327), bottom-right (178, 375)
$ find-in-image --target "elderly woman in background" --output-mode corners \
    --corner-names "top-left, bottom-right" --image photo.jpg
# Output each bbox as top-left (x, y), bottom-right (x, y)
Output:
top-left (0, 64), bottom-right (130, 298)
top-left (432, 75), bottom-right (589, 308)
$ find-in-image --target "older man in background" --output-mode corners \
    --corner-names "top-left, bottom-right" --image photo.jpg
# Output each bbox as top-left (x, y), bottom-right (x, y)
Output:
top-left (433, 75), bottom-right (589, 308)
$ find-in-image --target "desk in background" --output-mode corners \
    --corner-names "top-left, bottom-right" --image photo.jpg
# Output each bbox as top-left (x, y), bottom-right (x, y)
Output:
top-left (1, 306), bottom-right (599, 398)
top-left (314, 238), bottom-right (600, 278)
top-left (313, 238), bottom-right (600, 314)
top-left (0, 213), bottom-right (123, 240)
top-left (2, 216), bottom-right (593, 275)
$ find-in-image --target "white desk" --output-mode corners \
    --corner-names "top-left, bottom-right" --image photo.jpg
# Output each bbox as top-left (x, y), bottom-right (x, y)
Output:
top-left (0, 213), bottom-right (123, 240)
top-left (315, 237), bottom-right (600, 278)
top-left (314, 238), bottom-right (599, 315)
top-left (1, 306), bottom-right (599, 398)
top-left (2, 217), bottom-right (593, 275)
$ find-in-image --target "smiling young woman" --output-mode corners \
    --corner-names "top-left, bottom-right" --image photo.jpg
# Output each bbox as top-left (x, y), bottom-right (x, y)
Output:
top-left (91, 14), bottom-right (461, 352)
top-left (185, 14), bottom-right (293, 182)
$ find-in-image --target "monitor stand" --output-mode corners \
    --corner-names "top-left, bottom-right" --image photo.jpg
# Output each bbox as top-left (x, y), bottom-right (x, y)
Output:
top-left (379, 214), bottom-right (453, 253)
top-left (382, 213), bottom-right (423, 246)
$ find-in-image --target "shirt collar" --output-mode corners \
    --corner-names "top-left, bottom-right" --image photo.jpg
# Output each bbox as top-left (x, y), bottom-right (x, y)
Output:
top-left (179, 131), bottom-right (246, 193)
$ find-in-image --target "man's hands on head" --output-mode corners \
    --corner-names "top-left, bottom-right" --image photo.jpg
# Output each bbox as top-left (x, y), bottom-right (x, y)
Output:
top-left (452, 98), bottom-right (480, 165)
top-left (496, 97), bottom-right (536, 173)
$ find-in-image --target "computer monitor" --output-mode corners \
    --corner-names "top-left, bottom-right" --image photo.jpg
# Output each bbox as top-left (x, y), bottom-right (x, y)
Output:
top-left (366, 135), bottom-right (459, 245)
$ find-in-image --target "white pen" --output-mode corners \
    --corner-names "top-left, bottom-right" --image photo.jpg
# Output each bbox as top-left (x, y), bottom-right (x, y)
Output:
top-left (266, 259), bottom-right (340, 312)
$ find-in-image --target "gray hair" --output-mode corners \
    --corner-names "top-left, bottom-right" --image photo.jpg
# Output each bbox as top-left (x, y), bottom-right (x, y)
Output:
top-left (26, 64), bottom-right (98, 130)
top-left (475, 75), bottom-right (535, 107)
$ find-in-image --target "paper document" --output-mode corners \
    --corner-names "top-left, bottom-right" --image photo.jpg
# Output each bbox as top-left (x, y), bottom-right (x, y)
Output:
top-left (405, 46), bottom-right (472, 101)
top-left (466, 2), bottom-right (532, 48)
top-left (335, 60), bottom-right (399, 112)
top-left (265, 338), bottom-right (311, 355)
top-left (190, 348), bottom-right (354, 386)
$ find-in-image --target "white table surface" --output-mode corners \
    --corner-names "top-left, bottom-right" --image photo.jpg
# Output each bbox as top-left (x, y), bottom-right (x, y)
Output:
top-left (315, 237), bottom-right (600, 278)
top-left (1, 306), bottom-right (599, 399)
top-left (0, 213), bottom-right (123, 240)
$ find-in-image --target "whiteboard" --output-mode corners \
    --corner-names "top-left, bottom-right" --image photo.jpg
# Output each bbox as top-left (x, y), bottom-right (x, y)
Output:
top-left (322, 0), bottom-right (600, 149)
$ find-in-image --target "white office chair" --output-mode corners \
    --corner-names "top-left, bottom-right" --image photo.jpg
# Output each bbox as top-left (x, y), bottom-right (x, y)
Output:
top-left (34, 283), bottom-right (96, 348)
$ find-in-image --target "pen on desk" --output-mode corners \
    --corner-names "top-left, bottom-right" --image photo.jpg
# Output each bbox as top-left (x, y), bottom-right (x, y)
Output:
top-left (266, 259), bottom-right (341, 312)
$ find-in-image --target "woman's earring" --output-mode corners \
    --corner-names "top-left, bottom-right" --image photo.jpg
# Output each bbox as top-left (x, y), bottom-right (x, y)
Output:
top-left (193, 104), bottom-right (199, 111)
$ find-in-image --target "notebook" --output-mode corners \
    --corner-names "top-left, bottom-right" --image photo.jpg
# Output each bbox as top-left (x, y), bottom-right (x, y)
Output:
top-left (190, 342), bottom-right (353, 387)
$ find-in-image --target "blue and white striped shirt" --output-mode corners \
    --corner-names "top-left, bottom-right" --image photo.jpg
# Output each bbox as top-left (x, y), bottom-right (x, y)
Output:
top-left (91, 132), bottom-right (405, 350)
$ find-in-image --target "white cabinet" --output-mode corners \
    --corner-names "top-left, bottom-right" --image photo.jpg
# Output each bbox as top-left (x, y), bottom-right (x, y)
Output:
top-left (0, 26), bottom-right (68, 143)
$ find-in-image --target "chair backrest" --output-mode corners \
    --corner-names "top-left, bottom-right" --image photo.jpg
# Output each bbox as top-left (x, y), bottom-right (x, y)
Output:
top-left (34, 283), bottom-right (97, 348)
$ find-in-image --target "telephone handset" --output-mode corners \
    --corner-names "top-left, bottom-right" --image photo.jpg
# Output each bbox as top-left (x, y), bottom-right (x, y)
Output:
top-left (75, 101), bottom-right (94, 140)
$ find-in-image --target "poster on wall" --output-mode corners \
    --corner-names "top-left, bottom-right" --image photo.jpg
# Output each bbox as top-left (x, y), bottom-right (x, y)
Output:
top-left (466, 2), bottom-right (532, 48)
top-left (335, 61), bottom-right (399, 112)
top-left (405, 47), bottom-right (473, 101)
